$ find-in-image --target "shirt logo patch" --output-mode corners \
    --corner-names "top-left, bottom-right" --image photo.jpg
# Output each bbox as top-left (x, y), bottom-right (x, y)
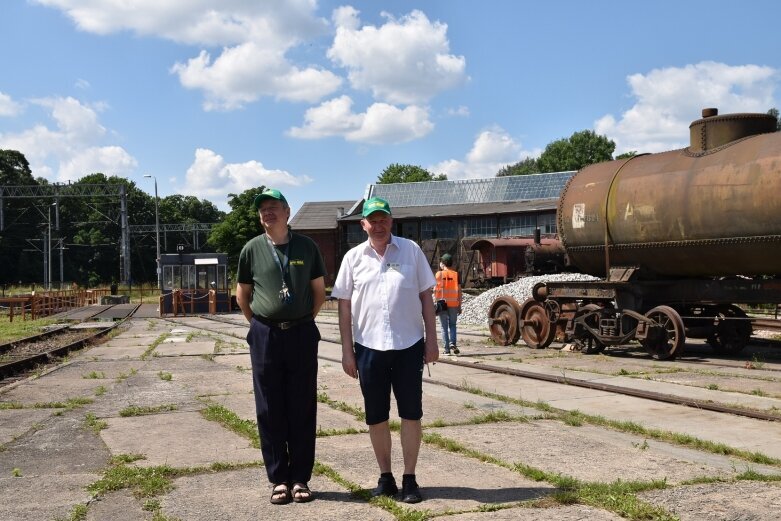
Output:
top-left (386, 262), bottom-right (401, 271)
top-left (290, 259), bottom-right (305, 266)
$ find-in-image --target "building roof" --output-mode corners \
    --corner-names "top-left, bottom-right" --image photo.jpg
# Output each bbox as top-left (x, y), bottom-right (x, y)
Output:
top-left (290, 200), bottom-right (357, 230)
top-left (367, 171), bottom-right (574, 208)
top-left (339, 198), bottom-right (559, 222)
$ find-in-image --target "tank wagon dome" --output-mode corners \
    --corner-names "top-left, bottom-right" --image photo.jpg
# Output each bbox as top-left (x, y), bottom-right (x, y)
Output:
top-left (558, 108), bottom-right (781, 279)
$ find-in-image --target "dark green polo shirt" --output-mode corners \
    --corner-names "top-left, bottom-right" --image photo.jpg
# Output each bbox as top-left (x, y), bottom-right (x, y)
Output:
top-left (237, 232), bottom-right (326, 320)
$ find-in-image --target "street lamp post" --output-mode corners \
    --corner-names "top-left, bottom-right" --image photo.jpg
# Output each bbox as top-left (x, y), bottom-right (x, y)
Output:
top-left (144, 175), bottom-right (162, 290)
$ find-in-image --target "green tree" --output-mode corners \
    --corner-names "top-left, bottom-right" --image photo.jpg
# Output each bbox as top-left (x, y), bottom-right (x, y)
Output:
top-left (208, 187), bottom-right (265, 275)
top-left (159, 194), bottom-right (223, 224)
top-left (377, 163), bottom-right (446, 183)
top-left (537, 130), bottom-right (616, 173)
top-left (0, 150), bottom-right (40, 285)
top-left (768, 108), bottom-right (780, 131)
top-left (496, 157), bottom-right (540, 177)
top-left (615, 151), bottom-right (638, 160)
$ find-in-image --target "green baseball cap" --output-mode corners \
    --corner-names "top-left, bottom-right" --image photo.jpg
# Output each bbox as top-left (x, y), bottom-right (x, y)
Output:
top-left (362, 197), bottom-right (392, 217)
top-left (253, 188), bottom-right (288, 210)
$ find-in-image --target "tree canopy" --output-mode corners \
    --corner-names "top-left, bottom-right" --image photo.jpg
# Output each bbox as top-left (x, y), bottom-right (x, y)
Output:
top-left (377, 163), bottom-right (446, 184)
top-left (496, 130), bottom-right (617, 177)
top-left (207, 187), bottom-right (265, 275)
top-left (496, 157), bottom-right (540, 177)
top-left (537, 130), bottom-right (616, 173)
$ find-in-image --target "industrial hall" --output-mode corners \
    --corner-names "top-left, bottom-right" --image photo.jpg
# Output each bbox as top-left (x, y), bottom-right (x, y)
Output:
top-left (288, 171), bottom-right (574, 288)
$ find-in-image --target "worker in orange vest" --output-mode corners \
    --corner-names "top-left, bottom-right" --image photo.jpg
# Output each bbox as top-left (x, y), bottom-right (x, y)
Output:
top-left (434, 253), bottom-right (462, 355)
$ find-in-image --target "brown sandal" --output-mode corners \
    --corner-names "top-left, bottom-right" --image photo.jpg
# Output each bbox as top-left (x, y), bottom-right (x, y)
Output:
top-left (270, 483), bottom-right (291, 505)
top-left (291, 482), bottom-right (314, 503)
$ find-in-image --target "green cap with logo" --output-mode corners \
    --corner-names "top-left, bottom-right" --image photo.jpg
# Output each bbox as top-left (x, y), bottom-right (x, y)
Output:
top-left (253, 188), bottom-right (288, 210)
top-left (362, 197), bottom-right (392, 217)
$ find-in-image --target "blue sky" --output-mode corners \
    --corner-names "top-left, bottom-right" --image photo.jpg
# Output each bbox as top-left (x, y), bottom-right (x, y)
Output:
top-left (1, 1), bottom-right (779, 216)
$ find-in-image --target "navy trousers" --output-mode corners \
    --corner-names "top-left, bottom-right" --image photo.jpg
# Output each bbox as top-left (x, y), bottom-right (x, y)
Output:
top-left (247, 317), bottom-right (320, 485)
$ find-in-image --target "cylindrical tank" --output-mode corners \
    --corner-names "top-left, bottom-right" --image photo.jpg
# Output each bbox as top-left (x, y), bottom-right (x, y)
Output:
top-left (558, 110), bottom-right (781, 278)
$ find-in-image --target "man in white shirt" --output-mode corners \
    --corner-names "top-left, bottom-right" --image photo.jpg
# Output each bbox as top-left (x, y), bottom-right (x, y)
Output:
top-left (331, 196), bottom-right (438, 503)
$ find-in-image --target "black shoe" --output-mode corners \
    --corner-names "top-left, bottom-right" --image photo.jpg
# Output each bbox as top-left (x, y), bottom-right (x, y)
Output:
top-left (451, 344), bottom-right (460, 355)
top-left (372, 475), bottom-right (398, 497)
top-left (401, 479), bottom-right (422, 503)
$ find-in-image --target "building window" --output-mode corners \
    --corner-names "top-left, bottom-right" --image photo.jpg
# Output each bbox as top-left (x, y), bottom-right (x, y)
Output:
top-left (345, 223), bottom-right (364, 244)
top-left (499, 214), bottom-right (537, 237)
top-left (399, 221), bottom-right (418, 241)
top-left (538, 212), bottom-right (557, 234)
top-left (464, 217), bottom-right (497, 238)
top-left (421, 220), bottom-right (458, 240)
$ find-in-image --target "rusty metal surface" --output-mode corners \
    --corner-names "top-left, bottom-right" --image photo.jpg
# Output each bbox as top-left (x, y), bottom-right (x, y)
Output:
top-left (558, 121), bottom-right (781, 278)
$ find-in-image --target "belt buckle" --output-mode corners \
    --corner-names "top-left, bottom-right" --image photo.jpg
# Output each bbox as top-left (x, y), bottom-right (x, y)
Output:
top-left (278, 321), bottom-right (293, 330)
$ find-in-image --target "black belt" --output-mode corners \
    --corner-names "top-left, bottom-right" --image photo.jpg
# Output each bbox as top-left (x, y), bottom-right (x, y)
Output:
top-left (254, 314), bottom-right (313, 330)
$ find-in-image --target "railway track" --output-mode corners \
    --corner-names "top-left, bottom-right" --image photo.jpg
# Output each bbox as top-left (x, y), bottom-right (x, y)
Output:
top-left (160, 313), bottom-right (781, 425)
top-left (753, 318), bottom-right (781, 334)
top-left (0, 303), bottom-right (139, 383)
top-left (0, 324), bottom-right (119, 382)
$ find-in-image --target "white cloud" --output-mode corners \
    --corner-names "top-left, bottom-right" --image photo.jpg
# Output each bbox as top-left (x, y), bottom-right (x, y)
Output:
top-left (0, 92), bottom-right (22, 117)
top-left (34, 0), bottom-right (338, 110)
top-left (429, 127), bottom-right (539, 180)
top-left (287, 95), bottom-right (433, 144)
top-left (33, 0), bottom-right (325, 46)
top-left (181, 148), bottom-right (312, 203)
top-left (171, 44), bottom-right (342, 110)
top-left (328, 7), bottom-right (467, 105)
top-left (0, 96), bottom-right (137, 182)
top-left (446, 105), bottom-right (470, 117)
top-left (595, 61), bottom-right (779, 154)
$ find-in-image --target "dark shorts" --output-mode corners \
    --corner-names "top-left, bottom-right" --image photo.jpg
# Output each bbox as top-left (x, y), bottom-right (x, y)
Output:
top-left (354, 338), bottom-right (424, 425)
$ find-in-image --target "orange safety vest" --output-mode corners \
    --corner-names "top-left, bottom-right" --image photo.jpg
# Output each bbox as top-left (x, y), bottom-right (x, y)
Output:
top-left (435, 268), bottom-right (461, 309)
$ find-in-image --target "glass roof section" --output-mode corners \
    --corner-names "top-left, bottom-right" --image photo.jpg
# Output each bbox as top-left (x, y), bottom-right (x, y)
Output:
top-left (367, 171), bottom-right (575, 208)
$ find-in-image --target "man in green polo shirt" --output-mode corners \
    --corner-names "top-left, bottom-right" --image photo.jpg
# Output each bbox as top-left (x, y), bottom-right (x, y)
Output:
top-left (236, 188), bottom-right (326, 505)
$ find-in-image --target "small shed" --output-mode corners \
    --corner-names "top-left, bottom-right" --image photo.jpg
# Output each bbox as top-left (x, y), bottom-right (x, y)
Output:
top-left (159, 253), bottom-right (230, 313)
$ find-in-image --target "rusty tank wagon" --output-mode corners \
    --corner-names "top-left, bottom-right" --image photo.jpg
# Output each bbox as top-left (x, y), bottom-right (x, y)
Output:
top-left (488, 109), bottom-right (781, 359)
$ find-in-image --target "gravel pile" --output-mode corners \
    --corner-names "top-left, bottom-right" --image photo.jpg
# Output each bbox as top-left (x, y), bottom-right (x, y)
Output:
top-left (458, 273), bottom-right (599, 325)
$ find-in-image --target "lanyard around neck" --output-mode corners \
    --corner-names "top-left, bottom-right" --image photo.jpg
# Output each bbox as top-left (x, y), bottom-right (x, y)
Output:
top-left (265, 232), bottom-right (291, 280)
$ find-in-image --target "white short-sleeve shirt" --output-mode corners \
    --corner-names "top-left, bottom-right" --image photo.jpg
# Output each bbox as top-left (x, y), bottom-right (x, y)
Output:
top-left (331, 235), bottom-right (436, 351)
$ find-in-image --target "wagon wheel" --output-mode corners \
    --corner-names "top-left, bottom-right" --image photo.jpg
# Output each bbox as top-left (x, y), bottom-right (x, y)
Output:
top-left (709, 305), bottom-right (752, 355)
top-left (576, 304), bottom-right (606, 354)
top-left (488, 296), bottom-right (522, 345)
top-left (519, 298), bottom-right (555, 349)
top-left (642, 305), bottom-right (685, 360)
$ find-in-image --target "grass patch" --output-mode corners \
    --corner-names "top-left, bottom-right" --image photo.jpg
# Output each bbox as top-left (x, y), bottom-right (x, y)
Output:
top-left (116, 368), bottom-right (138, 382)
top-left (0, 317), bottom-right (60, 344)
top-left (317, 426), bottom-right (366, 437)
top-left (54, 503), bottom-right (88, 521)
top-left (88, 463), bottom-right (177, 498)
top-left (141, 333), bottom-right (169, 360)
top-left (111, 453), bottom-right (146, 465)
top-left (119, 404), bottom-right (178, 417)
top-left (158, 371), bottom-right (173, 381)
top-left (94, 385), bottom-right (107, 396)
top-left (83, 371), bottom-right (106, 379)
top-left (200, 403), bottom-right (259, 448)
top-left (32, 397), bottom-right (93, 410)
top-left (84, 413), bottom-right (108, 434)
top-left (316, 391), bottom-right (366, 421)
